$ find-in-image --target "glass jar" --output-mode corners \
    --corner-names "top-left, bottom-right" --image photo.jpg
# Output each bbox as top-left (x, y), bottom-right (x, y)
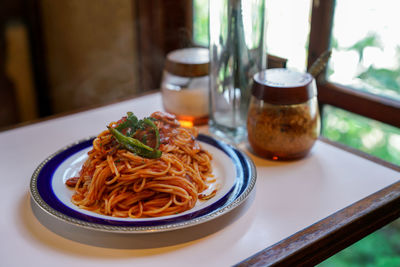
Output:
top-left (247, 68), bottom-right (321, 160)
top-left (161, 47), bottom-right (209, 126)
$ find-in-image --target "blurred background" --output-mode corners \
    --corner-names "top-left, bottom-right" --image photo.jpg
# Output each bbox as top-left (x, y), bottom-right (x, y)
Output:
top-left (0, 0), bottom-right (196, 127)
top-left (1, 0), bottom-right (399, 265)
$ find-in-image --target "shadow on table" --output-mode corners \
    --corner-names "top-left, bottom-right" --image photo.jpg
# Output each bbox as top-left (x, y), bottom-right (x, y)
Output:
top-left (23, 191), bottom-right (255, 249)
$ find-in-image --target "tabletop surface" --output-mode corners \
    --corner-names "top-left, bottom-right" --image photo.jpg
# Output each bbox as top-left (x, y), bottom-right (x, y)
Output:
top-left (0, 92), bottom-right (399, 267)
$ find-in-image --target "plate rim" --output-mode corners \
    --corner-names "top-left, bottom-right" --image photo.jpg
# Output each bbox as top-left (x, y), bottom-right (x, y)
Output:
top-left (30, 134), bottom-right (257, 233)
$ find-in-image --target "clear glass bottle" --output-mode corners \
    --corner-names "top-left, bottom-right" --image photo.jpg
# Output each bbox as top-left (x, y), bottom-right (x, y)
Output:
top-left (161, 47), bottom-right (209, 126)
top-left (208, 0), bottom-right (267, 143)
top-left (247, 68), bottom-right (321, 160)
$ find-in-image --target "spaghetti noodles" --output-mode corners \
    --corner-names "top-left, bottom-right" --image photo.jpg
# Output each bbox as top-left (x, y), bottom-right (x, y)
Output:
top-left (66, 111), bottom-right (215, 218)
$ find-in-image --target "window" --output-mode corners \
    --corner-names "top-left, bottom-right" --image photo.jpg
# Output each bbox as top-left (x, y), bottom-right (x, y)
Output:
top-left (309, 0), bottom-right (400, 129)
top-left (328, 0), bottom-right (400, 102)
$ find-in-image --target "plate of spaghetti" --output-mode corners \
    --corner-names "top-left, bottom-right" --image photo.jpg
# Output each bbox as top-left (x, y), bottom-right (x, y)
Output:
top-left (30, 112), bottom-right (256, 233)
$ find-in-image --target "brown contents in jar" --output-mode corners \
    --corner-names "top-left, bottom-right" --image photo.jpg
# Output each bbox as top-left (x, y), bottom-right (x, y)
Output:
top-left (247, 98), bottom-right (320, 160)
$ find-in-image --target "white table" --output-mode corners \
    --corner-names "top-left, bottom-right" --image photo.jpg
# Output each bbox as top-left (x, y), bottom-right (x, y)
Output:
top-left (1, 92), bottom-right (399, 266)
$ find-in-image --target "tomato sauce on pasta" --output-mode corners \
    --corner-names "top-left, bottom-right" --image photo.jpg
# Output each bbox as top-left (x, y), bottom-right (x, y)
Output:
top-left (66, 111), bottom-right (215, 218)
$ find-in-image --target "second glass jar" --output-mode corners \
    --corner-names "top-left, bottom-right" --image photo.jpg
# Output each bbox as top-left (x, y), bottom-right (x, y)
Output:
top-left (247, 68), bottom-right (321, 160)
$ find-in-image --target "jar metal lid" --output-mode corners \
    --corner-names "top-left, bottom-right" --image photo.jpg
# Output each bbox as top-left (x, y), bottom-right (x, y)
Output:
top-left (165, 47), bottom-right (209, 77)
top-left (252, 68), bottom-right (317, 105)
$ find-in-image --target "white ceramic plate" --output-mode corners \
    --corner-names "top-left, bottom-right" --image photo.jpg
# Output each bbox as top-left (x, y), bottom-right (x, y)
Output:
top-left (30, 134), bottom-right (256, 233)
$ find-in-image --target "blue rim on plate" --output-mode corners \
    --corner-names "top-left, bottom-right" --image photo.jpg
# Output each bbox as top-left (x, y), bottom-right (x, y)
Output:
top-left (30, 134), bottom-right (257, 233)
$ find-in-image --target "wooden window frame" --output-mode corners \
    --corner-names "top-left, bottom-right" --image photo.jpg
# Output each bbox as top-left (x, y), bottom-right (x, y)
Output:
top-left (308, 0), bottom-right (400, 128)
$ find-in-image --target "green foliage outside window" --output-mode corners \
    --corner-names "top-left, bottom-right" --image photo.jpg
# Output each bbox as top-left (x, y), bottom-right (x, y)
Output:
top-left (318, 222), bottom-right (400, 267)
